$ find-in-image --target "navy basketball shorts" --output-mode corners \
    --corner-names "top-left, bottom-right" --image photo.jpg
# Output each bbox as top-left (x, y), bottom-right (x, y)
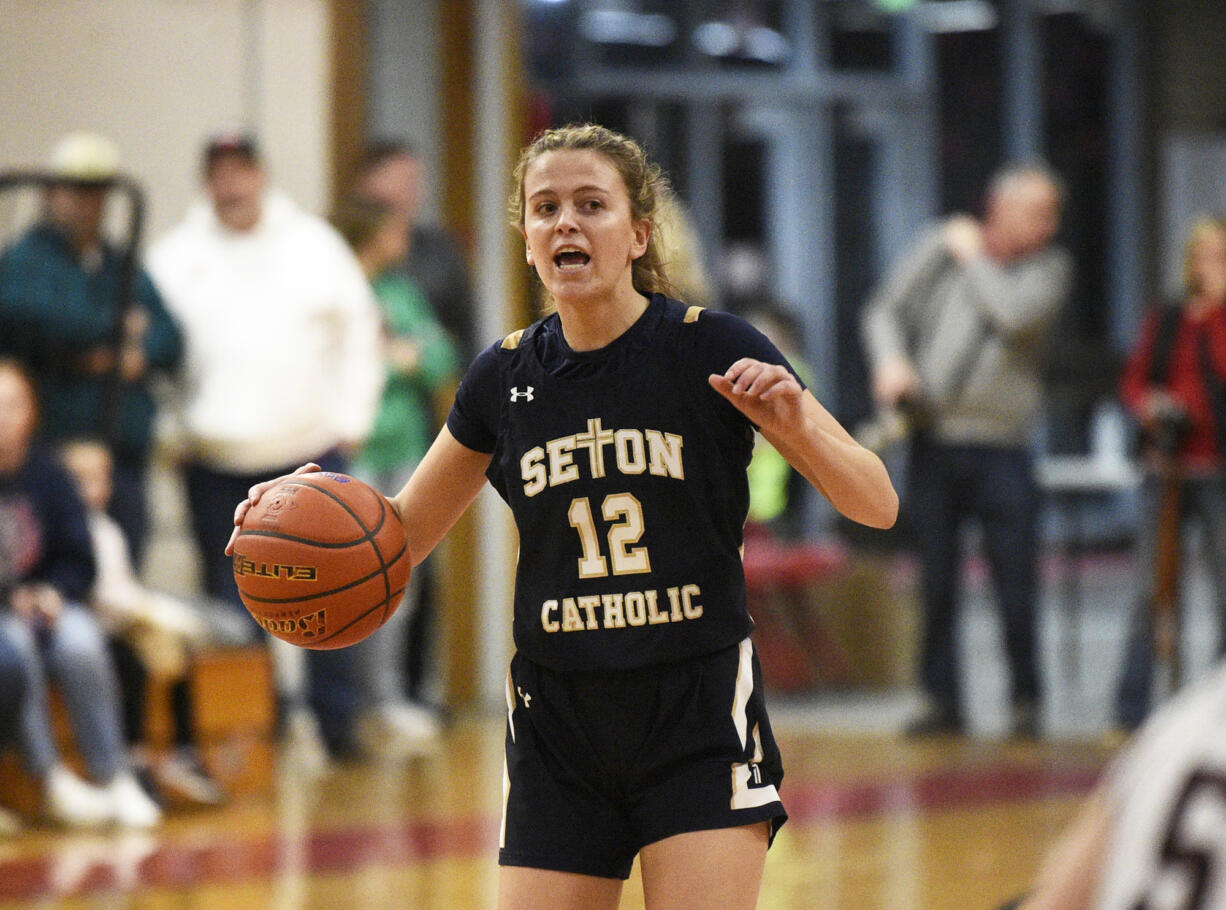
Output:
top-left (499, 637), bottom-right (787, 880)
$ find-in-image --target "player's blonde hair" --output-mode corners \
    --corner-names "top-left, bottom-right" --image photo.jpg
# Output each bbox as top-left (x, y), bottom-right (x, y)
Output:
top-left (509, 123), bottom-right (677, 307)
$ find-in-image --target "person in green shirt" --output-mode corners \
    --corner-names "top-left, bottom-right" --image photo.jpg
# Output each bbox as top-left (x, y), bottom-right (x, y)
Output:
top-left (332, 196), bottom-right (460, 758)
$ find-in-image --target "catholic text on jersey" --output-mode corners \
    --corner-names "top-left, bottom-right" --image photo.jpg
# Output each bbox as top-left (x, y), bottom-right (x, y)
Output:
top-left (541, 584), bottom-right (703, 634)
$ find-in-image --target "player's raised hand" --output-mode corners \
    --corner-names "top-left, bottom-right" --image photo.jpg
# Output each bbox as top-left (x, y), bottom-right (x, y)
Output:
top-left (224, 462), bottom-right (322, 555)
top-left (708, 358), bottom-right (803, 434)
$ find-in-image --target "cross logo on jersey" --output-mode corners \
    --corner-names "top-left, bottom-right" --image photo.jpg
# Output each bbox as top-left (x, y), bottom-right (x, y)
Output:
top-left (510, 386), bottom-right (535, 402)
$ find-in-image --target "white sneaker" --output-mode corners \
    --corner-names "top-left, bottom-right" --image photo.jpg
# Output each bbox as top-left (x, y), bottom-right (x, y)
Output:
top-left (357, 701), bottom-right (441, 760)
top-left (45, 764), bottom-right (114, 829)
top-left (105, 772), bottom-right (162, 829)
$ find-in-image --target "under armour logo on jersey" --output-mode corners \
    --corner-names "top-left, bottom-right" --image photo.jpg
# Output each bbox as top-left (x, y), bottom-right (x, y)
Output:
top-left (517, 686), bottom-right (532, 707)
top-left (510, 386), bottom-right (535, 402)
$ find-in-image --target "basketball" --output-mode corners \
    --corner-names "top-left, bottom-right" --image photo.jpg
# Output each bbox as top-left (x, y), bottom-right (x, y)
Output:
top-left (231, 472), bottom-right (411, 650)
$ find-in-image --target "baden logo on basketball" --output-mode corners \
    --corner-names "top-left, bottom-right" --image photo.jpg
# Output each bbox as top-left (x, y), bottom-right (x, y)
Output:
top-left (255, 608), bottom-right (327, 639)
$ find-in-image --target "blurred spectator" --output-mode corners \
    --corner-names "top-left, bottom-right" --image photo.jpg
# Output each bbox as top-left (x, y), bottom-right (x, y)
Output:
top-left (0, 131), bottom-right (184, 564)
top-left (60, 438), bottom-right (228, 805)
top-left (331, 195), bottom-right (460, 757)
top-left (352, 140), bottom-right (476, 706)
top-left (721, 242), bottom-right (772, 309)
top-left (0, 630), bottom-right (28, 834)
top-left (1113, 215), bottom-right (1226, 731)
top-left (861, 164), bottom-right (1072, 738)
top-left (0, 358), bottom-right (160, 829)
top-left (1016, 657), bottom-right (1226, 910)
top-left (351, 139), bottom-right (477, 364)
top-left (147, 132), bottom-right (384, 765)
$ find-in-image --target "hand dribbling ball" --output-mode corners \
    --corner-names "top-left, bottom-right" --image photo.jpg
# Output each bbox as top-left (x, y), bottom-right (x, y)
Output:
top-left (232, 472), bottom-right (411, 649)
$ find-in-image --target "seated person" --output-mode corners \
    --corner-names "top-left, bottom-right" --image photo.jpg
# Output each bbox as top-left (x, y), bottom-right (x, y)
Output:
top-left (61, 438), bottom-right (228, 806)
top-left (0, 357), bottom-right (160, 828)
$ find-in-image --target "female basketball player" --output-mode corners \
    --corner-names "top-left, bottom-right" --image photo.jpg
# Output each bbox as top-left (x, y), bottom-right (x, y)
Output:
top-left (230, 124), bottom-right (897, 909)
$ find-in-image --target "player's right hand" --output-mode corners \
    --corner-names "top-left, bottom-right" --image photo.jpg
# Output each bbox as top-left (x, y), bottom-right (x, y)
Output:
top-left (224, 463), bottom-right (322, 556)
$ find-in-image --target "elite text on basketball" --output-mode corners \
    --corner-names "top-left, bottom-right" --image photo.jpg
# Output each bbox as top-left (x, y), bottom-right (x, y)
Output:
top-left (232, 554), bottom-right (318, 581)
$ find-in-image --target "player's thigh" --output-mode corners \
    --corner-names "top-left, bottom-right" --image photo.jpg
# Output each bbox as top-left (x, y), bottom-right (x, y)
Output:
top-left (498, 865), bottom-right (623, 910)
top-left (638, 821), bottom-right (770, 910)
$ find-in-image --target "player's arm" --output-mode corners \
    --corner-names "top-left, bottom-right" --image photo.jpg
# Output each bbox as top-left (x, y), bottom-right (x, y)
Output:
top-left (1016, 788), bottom-right (1111, 910)
top-left (389, 427), bottom-right (491, 567)
top-left (709, 359), bottom-right (898, 529)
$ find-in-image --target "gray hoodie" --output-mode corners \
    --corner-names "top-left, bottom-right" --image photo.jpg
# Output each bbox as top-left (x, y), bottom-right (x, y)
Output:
top-left (861, 221), bottom-right (1072, 447)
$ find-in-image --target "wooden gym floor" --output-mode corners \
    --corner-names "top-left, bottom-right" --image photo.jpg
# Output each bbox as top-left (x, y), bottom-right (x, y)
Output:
top-left (0, 714), bottom-right (1114, 910)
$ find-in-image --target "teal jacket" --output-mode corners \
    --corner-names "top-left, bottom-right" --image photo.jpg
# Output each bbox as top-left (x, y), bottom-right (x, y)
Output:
top-left (0, 223), bottom-right (183, 462)
top-left (353, 271), bottom-right (459, 474)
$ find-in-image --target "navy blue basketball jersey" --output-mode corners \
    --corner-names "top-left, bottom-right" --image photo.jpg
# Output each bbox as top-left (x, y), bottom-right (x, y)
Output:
top-left (447, 294), bottom-right (803, 671)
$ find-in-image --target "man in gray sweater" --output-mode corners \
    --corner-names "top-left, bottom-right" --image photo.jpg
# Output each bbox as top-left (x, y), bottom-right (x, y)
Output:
top-left (862, 164), bottom-right (1072, 738)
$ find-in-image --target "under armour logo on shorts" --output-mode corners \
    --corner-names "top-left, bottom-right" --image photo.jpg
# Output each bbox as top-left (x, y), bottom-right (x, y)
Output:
top-left (510, 386), bottom-right (535, 402)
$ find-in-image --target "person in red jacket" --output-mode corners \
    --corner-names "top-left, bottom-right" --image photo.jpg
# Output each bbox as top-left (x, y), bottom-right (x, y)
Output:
top-left (1115, 215), bottom-right (1226, 730)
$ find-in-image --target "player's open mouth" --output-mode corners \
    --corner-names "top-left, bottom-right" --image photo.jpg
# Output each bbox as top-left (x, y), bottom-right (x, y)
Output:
top-left (554, 248), bottom-right (590, 269)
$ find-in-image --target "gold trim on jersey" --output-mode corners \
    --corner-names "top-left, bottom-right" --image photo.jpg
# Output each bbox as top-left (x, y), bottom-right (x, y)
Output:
top-left (684, 305), bottom-right (705, 324)
top-left (501, 329), bottom-right (526, 349)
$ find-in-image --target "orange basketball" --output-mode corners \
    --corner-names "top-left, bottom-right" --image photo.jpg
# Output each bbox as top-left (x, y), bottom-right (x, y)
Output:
top-left (231, 472), bottom-right (410, 650)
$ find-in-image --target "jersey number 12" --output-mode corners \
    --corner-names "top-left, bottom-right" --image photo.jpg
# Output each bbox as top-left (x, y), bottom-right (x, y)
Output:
top-left (568, 494), bottom-right (652, 579)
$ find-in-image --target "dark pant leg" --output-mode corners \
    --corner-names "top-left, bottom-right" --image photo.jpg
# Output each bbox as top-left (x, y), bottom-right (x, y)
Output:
top-left (1186, 475), bottom-right (1226, 657)
top-left (171, 678), bottom-right (195, 748)
top-left (1115, 606), bottom-right (1154, 730)
top-left (406, 557), bottom-right (435, 701)
top-left (108, 637), bottom-right (149, 747)
top-left (1115, 474), bottom-right (1165, 729)
top-left (908, 440), bottom-right (965, 715)
top-left (0, 635), bottom-right (26, 748)
top-left (183, 462), bottom-right (254, 611)
top-left (974, 449), bottom-right (1042, 707)
top-left (109, 456), bottom-right (150, 568)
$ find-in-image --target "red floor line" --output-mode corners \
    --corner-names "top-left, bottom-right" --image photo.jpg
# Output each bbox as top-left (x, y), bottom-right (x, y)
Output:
top-left (0, 761), bottom-right (1102, 900)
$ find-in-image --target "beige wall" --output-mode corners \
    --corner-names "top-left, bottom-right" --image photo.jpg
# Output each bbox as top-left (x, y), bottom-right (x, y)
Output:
top-left (0, 0), bottom-right (332, 245)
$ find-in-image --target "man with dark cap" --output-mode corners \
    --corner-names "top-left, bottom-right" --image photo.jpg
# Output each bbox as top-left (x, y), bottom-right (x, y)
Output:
top-left (0, 132), bottom-right (183, 563)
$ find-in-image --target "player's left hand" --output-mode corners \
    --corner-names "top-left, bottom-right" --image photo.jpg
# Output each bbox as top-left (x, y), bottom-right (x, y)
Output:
top-left (709, 358), bottom-right (803, 433)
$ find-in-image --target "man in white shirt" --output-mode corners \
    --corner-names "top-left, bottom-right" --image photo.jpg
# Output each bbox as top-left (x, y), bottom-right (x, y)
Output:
top-left (148, 132), bottom-right (384, 762)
